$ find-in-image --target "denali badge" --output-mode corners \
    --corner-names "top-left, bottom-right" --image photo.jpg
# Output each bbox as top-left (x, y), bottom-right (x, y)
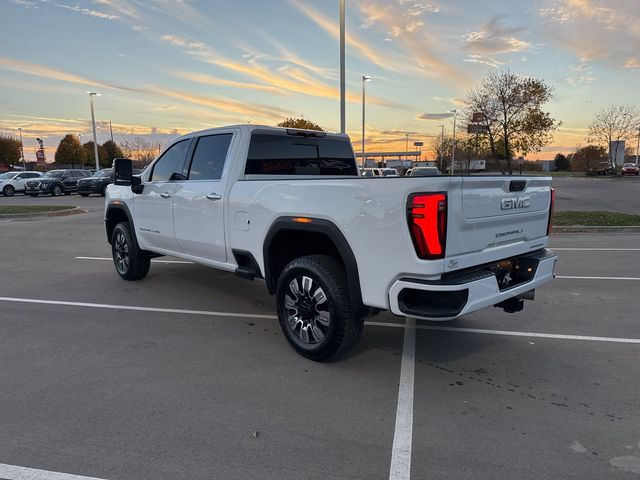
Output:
top-left (501, 196), bottom-right (530, 210)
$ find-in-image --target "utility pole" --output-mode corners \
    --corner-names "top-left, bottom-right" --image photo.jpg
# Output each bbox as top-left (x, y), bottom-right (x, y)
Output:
top-left (405, 132), bottom-right (409, 163)
top-left (18, 128), bottom-right (25, 171)
top-left (88, 92), bottom-right (101, 171)
top-left (361, 75), bottom-right (371, 168)
top-left (636, 126), bottom-right (639, 166)
top-left (450, 110), bottom-right (458, 175)
top-left (339, 0), bottom-right (345, 134)
top-left (109, 121), bottom-right (114, 142)
top-left (439, 125), bottom-right (444, 172)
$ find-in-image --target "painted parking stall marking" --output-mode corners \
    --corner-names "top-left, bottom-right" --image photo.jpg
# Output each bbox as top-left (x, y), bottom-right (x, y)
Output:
top-left (0, 463), bottom-right (108, 480)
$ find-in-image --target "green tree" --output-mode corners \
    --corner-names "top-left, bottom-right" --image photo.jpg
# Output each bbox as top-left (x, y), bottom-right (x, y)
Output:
top-left (83, 141), bottom-right (107, 168)
top-left (102, 140), bottom-right (124, 166)
top-left (571, 145), bottom-right (607, 175)
top-left (465, 71), bottom-right (559, 174)
top-left (0, 136), bottom-right (22, 167)
top-left (554, 153), bottom-right (571, 171)
top-left (54, 134), bottom-right (86, 168)
top-left (277, 117), bottom-right (324, 131)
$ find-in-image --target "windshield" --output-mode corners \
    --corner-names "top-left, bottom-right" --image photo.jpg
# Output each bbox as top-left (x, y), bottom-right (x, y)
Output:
top-left (43, 171), bottom-right (64, 178)
top-left (96, 169), bottom-right (113, 177)
top-left (0, 172), bottom-right (16, 179)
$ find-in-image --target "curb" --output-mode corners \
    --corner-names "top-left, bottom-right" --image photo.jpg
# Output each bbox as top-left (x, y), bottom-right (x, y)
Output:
top-left (553, 226), bottom-right (640, 233)
top-left (0, 207), bottom-right (85, 220)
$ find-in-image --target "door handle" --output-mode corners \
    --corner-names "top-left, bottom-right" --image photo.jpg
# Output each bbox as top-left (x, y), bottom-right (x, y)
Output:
top-left (160, 192), bottom-right (172, 199)
top-left (206, 193), bottom-right (222, 201)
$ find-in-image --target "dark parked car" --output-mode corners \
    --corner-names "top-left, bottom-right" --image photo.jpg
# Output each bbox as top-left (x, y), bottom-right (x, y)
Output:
top-left (77, 168), bottom-right (142, 196)
top-left (78, 168), bottom-right (114, 196)
top-left (24, 169), bottom-right (91, 196)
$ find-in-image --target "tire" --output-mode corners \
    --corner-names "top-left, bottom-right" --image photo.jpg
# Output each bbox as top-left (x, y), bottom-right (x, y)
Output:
top-left (52, 185), bottom-right (62, 196)
top-left (111, 222), bottom-right (151, 281)
top-left (101, 185), bottom-right (108, 196)
top-left (80, 193), bottom-right (89, 197)
top-left (276, 255), bottom-right (363, 362)
top-left (2, 185), bottom-right (15, 197)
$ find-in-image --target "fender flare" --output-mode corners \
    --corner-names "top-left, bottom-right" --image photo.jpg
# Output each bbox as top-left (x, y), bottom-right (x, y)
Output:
top-left (263, 216), bottom-right (363, 311)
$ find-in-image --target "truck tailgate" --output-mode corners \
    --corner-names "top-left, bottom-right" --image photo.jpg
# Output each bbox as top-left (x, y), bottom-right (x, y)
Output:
top-left (446, 176), bottom-right (552, 260)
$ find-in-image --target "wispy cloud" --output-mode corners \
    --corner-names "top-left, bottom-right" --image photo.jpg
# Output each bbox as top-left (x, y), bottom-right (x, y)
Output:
top-left (146, 86), bottom-right (292, 121)
top-left (172, 71), bottom-right (283, 94)
top-left (289, 0), bottom-right (392, 69)
top-left (539, 0), bottom-right (640, 68)
top-left (464, 16), bottom-right (530, 56)
top-left (352, 1), bottom-right (469, 85)
top-left (417, 112), bottom-right (455, 120)
top-left (463, 54), bottom-right (505, 68)
top-left (0, 56), bottom-right (142, 93)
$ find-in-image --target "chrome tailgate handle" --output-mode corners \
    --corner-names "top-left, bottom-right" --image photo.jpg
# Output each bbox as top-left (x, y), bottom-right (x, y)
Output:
top-left (206, 193), bottom-right (222, 201)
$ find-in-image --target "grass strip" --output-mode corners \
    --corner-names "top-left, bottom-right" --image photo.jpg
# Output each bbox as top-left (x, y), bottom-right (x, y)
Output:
top-left (0, 205), bottom-right (74, 215)
top-left (554, 210), bottom-right (640, 226)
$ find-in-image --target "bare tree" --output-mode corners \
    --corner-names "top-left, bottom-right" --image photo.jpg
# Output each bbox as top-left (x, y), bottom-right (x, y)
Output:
top-left (588, 105), bottom-right (640, 168)
top-left (119, 137), bottom-right (161, 166)
top-left (466, 71), bottom-right (559, 174)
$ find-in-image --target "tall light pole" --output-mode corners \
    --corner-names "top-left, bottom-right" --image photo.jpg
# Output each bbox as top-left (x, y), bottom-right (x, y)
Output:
top-left (405, 132), bottom-right (409, 163)
top-left (438, 125), bottom-right (444, 172)
top-left (18, 128), bottom-right (25, 171)
top-left (88, 92), bottom-right (101, 171)
top-left (361, 75), bottom-right (372, 167)
top-left (636, 126), bottom-right (639, 166)
top-left (449, 110), bottom-right (458, 174)
top-left (339, 0), bottom-right (346, 134)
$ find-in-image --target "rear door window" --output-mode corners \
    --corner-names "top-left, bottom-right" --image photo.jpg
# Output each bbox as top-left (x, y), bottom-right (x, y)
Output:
top-left (188, 134), bottom-right (232, 181)
top-left (245, 134), bottom-right (357, 176)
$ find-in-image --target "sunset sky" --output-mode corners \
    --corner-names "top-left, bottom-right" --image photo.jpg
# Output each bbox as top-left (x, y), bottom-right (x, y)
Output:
top-left (1, 0), bottom-right (638, 162)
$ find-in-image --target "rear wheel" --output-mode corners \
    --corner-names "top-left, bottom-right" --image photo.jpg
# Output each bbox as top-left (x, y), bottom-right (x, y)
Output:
top-left (111, 222), bottom-right (151, 281)
top-left (276, 255), bottom-right (363, 361)
top-left (2, 185), bottom-right (14, 197)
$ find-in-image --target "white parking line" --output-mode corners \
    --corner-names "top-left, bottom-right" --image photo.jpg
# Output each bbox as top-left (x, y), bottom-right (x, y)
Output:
top-left (389, 317), bottom-right (416, 480)
top-left (0, 296), bottom-right (276, 320)
top-left (556, 275), bottom-right (640, 281)
top-left (366, 321), bottom-right (640, 344)
top-left (0, 463), bottom-right (107, 480)
top-left (75, 256), bottom-right (192, 264)
top-left (2, 297), bottom-right (639, 345)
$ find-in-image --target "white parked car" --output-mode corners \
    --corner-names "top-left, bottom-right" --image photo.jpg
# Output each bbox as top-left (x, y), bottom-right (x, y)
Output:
top-left (0, 171), bottom-right (42, 196)
top-left (106, 124), bottom-right (557, 361)
top-left (361, 167), bottom-right (383, 177)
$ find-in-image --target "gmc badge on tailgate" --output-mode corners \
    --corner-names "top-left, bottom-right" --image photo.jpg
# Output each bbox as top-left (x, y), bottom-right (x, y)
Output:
top-left (501, 196), bottom-right (530, 210)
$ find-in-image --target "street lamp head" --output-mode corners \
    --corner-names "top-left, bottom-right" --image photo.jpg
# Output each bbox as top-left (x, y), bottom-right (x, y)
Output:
top-left (87, 91), bottom-right (101, 97)
top-left (362, 75), bottom-right (372, 82)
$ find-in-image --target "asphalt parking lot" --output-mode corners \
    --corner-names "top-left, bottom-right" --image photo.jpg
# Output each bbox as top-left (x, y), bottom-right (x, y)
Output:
top-left (1, 188), bottom-right (640, 479)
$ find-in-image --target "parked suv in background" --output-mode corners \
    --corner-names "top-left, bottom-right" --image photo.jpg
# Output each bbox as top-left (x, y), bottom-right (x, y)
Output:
top-left (25, 169), bottom-right (91, 196)
top-left (0, 171), bottom-right (42, 196)
top-left (78, 169), bottom-right (113, 196)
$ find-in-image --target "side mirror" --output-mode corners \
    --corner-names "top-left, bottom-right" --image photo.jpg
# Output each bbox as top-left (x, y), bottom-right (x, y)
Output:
top-left (113, 158), bottom-right (133, 186)
top-left (131, 175), bottom-right (144, 194)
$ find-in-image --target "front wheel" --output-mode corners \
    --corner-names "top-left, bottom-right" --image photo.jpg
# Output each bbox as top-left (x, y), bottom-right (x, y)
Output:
top-left (2, 185), bottom-right (15, 197)
top-left (51, 185), bottom-right (62, 196)
top-left (276, 255), bottom-right (363, 361)
top-left (111, 222), bottom-right (151, 281)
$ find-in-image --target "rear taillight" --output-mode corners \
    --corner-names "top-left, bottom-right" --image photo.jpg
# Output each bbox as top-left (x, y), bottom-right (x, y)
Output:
top-left (407, 193), bottom-right (447, 260)
top-left (546, 187), bottom-right (555, 236)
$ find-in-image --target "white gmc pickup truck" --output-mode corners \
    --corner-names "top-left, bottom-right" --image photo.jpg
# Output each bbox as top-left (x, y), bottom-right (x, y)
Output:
top-left (105, 125), bottom-right (557, 361)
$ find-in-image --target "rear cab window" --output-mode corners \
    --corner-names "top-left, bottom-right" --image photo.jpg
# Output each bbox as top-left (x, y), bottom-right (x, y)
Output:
top-left (244, 132), bottom-right (357, 176)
